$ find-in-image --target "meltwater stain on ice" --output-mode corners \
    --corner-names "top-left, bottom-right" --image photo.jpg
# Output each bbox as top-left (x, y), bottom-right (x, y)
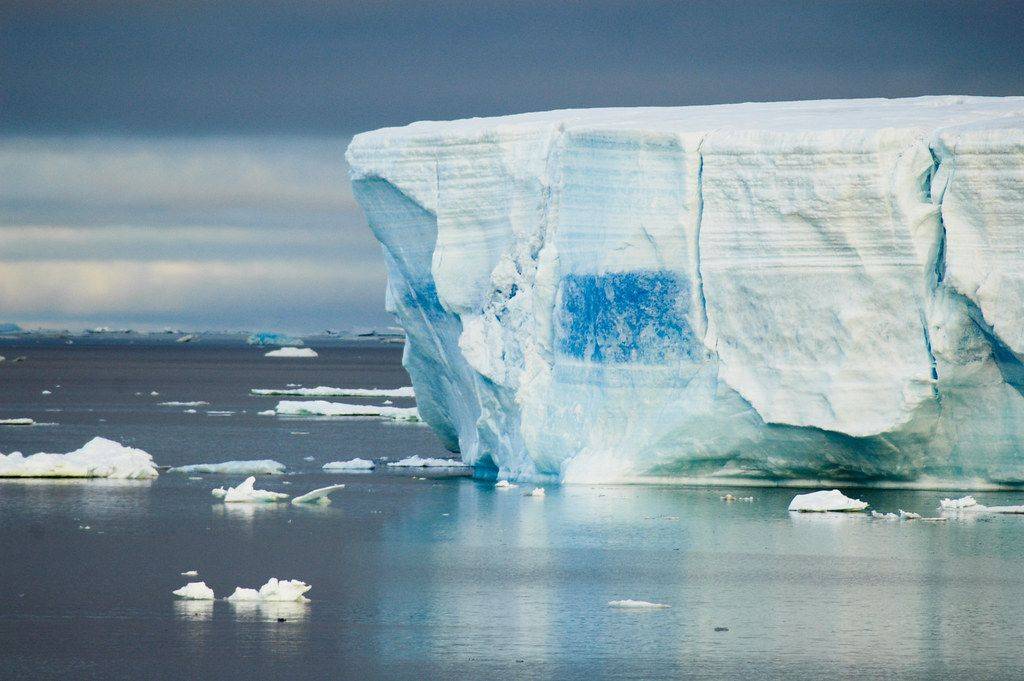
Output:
top-left (556, 270), bottom-right (696, 364)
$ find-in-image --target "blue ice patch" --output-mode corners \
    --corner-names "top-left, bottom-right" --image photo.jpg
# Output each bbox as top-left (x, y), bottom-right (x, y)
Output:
top-left (555, 270), bottom-right (696, 363)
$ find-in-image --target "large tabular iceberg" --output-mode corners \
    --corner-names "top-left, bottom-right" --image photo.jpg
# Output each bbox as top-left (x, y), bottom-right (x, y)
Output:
top-left (346, 96), bottom-right (1024, 488)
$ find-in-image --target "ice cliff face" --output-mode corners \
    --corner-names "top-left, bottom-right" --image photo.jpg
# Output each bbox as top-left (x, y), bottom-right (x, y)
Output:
top-left (346, 97), bottom-right (1024, 488)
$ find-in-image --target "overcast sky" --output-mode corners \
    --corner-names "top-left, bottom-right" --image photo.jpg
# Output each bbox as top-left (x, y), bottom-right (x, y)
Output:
top-left (2, 0), bottom-right (1022, 330)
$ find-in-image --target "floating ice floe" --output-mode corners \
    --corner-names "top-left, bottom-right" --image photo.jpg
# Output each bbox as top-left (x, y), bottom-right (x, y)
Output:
top-left (0, 418), bottom-right (34, 426)
top-left (41, 390), bottom-right (51, 395)
top-left (257, 410), bottom-right (276, 416)
top-left (0, 437), bottom-right (159, 479)
top-left (494, 480), bottom-right (517, 489)
top-left (181, 570), bottom-right (199, 577)
top-left (159, 401), bottom-right (209, 407)
top-left (788, 490), bottom-right (868, 512)
top-left (214, 476), bottom-right (289, 503)
top-left (276, 400), bottom-right (420, 421)
top-left (173, 582), bottom-right (215, 600)
top-left (150, 391), bottom-right (159, 396)
top-left (386, 456), bottom-right (469, 468)
top-left (524, 487), bottom-right (546, 497)
top-left (302, 456), bottom-right (315, 461)
top-left (226, 578), bottom-right (311, 603)
top-left (206, 410), bottom-right (235, 416)
top-left (251, 386), bottom-right (415, 398)
top-left (870, 511), bottom-right (899, 520)
top-left (291, 484), bottom-right (345, 505)
top-left (322, 458), bottom-right (375, 470)
top-left (608, 599), bottom-right (670, 609)
top-left (720, 494), bottom-right (753, 502)
top-left (170, 460), bottom-right (285, 475)
top-left (940, 495), bottom-right (1024, 515)
top-left (264, 347), bottom-right (318, 358)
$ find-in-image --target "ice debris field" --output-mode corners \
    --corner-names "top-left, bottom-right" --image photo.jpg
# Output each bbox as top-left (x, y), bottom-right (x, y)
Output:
top-left (347, 96), bottom-right (1024, 488)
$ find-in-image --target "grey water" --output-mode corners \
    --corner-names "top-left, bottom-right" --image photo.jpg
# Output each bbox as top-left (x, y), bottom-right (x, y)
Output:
top-left (1, 340), bottom-right (1023, 679)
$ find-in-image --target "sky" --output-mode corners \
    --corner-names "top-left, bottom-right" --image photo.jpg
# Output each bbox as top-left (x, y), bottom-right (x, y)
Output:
top-left (2, 0), bottom-right (1022, 331)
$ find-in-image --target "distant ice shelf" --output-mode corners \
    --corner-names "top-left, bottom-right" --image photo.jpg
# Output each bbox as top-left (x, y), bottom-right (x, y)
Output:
top-left (347, 96), bottom-right (1024, 487)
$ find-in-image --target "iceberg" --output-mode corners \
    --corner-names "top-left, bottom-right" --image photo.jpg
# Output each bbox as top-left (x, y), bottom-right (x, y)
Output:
top-left (291, 483), bottom-right (345, 505)
top-left (264, 347), bottom-right (317, 358)
top-left (251, 386), bottom-right (414, 398)
top-left (169, 460), bottom-right (285, 475)
top-left (608, 599), bottom-right (670, 609)
top-left (788, 490), bottom-right (868, 512)
top-left (247, 332), bottom-right (304, 346)
top-left (216, 476), bottom-right (289, 503)
top-left (386, 455), bottom-right (469, 468)
top-left (0, 437), bottom-right (159, 479)
top-left (226, 578), bottom-right (311, 603)
top-left (275, 400), bottom-right (420, 421)
top-left (0, 418), bottom-right (34, 426)
top-left (347, 96), bottom-right (1024, 487)
top-left (322, 458), bottom-right (376, 470)
top-left (173, 581), bottom-right (215, 600)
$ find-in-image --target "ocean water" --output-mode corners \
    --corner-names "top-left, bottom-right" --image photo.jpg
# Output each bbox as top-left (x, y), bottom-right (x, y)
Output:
top-left (2, 340), bottom-right (1024, 679)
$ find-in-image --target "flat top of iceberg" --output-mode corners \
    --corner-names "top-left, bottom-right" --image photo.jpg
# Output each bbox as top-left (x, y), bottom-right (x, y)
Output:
top-left (265, 347), bottom-right (317, 358)
top-left (788, 489), bottom-right (868, 512)
top-left (173, 581), bottom-right (215, 600)
top-left (386, 455), bottom-right (469, 468)
top-left (252, 386), bottom-right (414, 398)
top-left (322, 458), bottom-right (375, 470)
top-left (0, 437), bottom-right (159, 479)
top-left (169, 460), bottom-right (285, 475)
top-left (608, 599), bottom-right (670, 609)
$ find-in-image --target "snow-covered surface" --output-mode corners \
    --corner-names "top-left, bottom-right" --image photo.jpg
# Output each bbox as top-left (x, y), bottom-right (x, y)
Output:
top-left (347, 96), bottom-right (1024, 487)
top-left (217, 476), bottom-right (289, 503)
top-left (226, 578), bottom-right (311, 602)
top-left (322, 458), bottom-right (376, 470)
top-left (170, 460), bottom-right (285, 475)
top-left (264, 347), bottom-right (318, 358)
top-left (788, 490), bottom-right (868, 512)
top-left (173, 582), bottom-right (215, 600)
top-left (0, 437), bottom-right (159, 479)
top-left (291, 484), bottom-right (345, 505)
top-left (252, 386), bottom-right (414, 398)
top-left (276, 400), bottom-right (420, 421)
top-left (0, 418), bottom-right (34, 426)
top-left (608, 599), bottom-right (670, 609)
top-left (386, 456), bottom-right (469, 468)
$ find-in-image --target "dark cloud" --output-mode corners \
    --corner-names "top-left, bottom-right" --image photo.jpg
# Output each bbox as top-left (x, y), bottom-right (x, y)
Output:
top-left (3, 0), bottom-right (1022, 135)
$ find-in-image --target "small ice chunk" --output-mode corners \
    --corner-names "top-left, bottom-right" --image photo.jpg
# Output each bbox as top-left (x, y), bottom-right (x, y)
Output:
top-left (383, 400), bottom-right (393, 405)
top-left (386, 456), bottom-right (469, 468)
top-left (871, 510), bottom-right (899, 520)
top-left (170, 460), bottom-right (285, 475)
top-left (291, 484), bottom-right (345, 505)
top-left (41, 390), bottom-right (52, 395)
top-left (0, 437), bottom-right (159, 479)
top-left (275, 400), bottom-right (420, 421)
top-left (0, 418), bottom-right (34, 426)
top-left (159, 401), bottom-right (209, 407)
top-left (205, 410), bottom-right (235, 416)
top-left (608, 599), bottom-right (670, 609)
top-left (494, 480), bottom-right (517, 489)
top-left (322, 458), bottom-right (375, 470)
top-left (257, 410), bottom-right (276, 416)
top-left (524, 487), bottom-right (546, 497)
top-left (986, 505), bottom-right (1024, 514)
top-left (211, 487), bottom-right (227, 498)
top-left (150, 391), bottom-right (160, 396)
top-left (181, 570), bottom-right (199, 577)
top-left (302, 456), bottom-right (316, 462)
top-left (251, 386), bottom-right (414, 398)
top-left (264, 347), bottom-right (318, 358)
top-left (788, 490), bottom-right (868, 512)
top-left (184, 409), bottom-right (197, 414)
top-left (219, 476), bottom-right (289, 503)
top-left (173, 581), bottom-right (215, 600)
top-left (899, 510), bottom-right (922, 520)
top-left (940, 496), bottom-right (982, 511)
top-left (226, 578), bottom-right (311, 602)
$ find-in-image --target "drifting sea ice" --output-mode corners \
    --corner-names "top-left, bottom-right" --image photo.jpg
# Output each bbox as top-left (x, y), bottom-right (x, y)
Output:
top-left (322, 458), bottom-right (375, 470)
top-left (386, 456), bottom-right (469, 468)
top-left (214, 476), bottom-right (289, 503)
top-left (0, 418), bottom-right (34, 426)
top-left (524, 487), bottom-right (546, 497)
top-left (169, 460), bottom-right (285, 475)
top-left (291, 484), bottom-right (345, 505)
top-left (226, 578), bottom-right (311, 603)
top-left (788, 490), bottom-right (868, 512)
top-left (608, 599), bottom-right (670, 609)
top-left (0, 437), bottom-right (159, 479)
top-left (173, 582), bottom-right (215, 600)
top-left (494, 480), bottom-right (518, 489)
top-left (939, 495), bottom-right (1024, 514)
top-left (159, 401), bottom-right (209, 406)
top-left (181, 570), bottom-right (199, 577)
top-left (275, 400), bottom-right (420, 421)
top-left (251, 386), bottom-right (415, 398)
top-left (264, 347), bottom-right (318, 358)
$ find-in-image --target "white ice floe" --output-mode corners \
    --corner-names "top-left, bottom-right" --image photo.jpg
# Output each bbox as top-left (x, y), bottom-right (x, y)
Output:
top-left (181, 570), bottom-right (199, 577)
top-left (264, 347), bottom-right (318, 358)
top-left (275, 400), bottom-right (420, 421)
top-left (494, 480), bottom-right (517, 489)
top-left (302, 456), bottom-right (315, 461)
top-left (608, 599), bottom-right (670, 609)
top-left (0, 418), bottom-right (34, 426)
top-left (322, 458), bottom-right (375, 470)
top-left (251, 386), bottom-right (415, 398)
top-left (788, 490), bottom-right (868, 512)
top-left (871, 510), bottom-right (899, 520)
top-left (159, 401), bottom-right (209, 407)
top-left (524, 487), bottom-right (546, 497)
top-left (940, 495), bottom-right (981, 511)
top-left (0, 437), bottom-right (159, 479)
top-left (226, 578), bottom-right (311, 603)
top-left (206, 410), bottom-right (235, 416)
top-left (41, 390), bottom-right (51, 395)
top-left (720, 494), bottom-right (753, 502)
top-left (291, 484), bottom-right (346, 505)
top-left (173, 581), bottom-right (215, 600)
top-left (170, 460), bottom-right (285, 475)
top-left (386, 455), bottom-right (469, 468)
top-left (216, 476), bottom-right (289, 503)
top-left (899, 510), bottom-right (922, 520)
top-left (257, 410), bottom-right (276, 416)
top-left (150, 391), bottom-right (160, 396)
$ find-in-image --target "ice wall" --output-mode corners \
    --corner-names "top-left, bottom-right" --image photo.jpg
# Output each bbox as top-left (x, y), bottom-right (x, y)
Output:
top-left (346, 97), bottom-right (1024, 488)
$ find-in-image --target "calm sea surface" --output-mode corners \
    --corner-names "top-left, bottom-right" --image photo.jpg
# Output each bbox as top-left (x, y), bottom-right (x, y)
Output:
top-left (1, 339), bottom-right (1023, 680)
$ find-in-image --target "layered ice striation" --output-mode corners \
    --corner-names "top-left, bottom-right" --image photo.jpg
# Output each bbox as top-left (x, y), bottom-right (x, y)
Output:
top-left (346, 96), bottom-right (1024, 488)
